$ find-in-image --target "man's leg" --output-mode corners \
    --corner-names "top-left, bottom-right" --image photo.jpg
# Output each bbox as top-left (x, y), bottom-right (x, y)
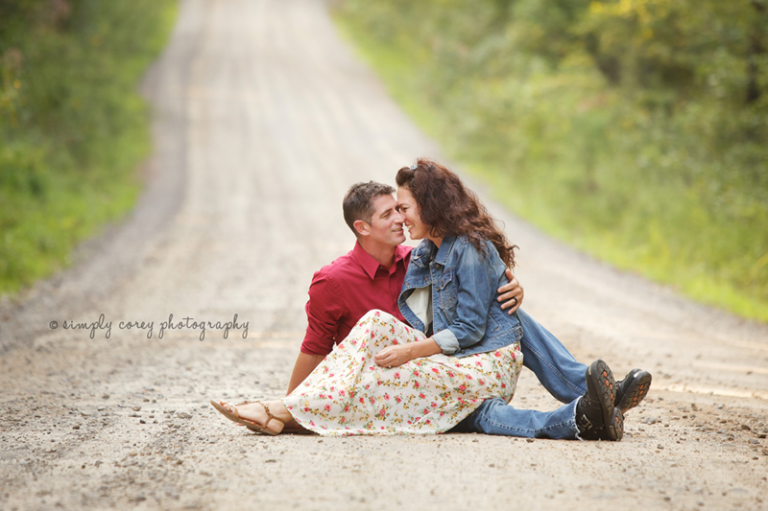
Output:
top-left (516, 308), bottom-right (587, 403)
top-left (453, 360), bottom-right (624, 441)
top-left (453, 398), bottom-right (579, 439)
top-left (516, 309), bottom-right (653, 412)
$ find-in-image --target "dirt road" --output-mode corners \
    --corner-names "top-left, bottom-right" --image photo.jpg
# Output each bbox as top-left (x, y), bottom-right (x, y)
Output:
top-left (1, 1), bottom-right (767, 509)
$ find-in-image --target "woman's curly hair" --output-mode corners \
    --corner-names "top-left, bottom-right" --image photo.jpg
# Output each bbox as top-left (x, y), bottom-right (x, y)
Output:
top-left (396, 158), bottom-right (517, 267)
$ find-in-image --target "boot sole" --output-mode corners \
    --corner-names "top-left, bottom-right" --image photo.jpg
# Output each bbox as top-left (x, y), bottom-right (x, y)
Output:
top-left (617, 370), bottom-right (652, 414)
top-left (587, 360), bottom-right (623, 441)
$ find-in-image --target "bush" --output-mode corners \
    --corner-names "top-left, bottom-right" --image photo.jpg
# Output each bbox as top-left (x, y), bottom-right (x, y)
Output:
top-left (0, 0), bottom-right (177, 294)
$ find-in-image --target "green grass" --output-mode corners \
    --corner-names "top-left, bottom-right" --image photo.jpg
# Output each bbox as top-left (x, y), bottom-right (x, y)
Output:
top-left (0, 0), bottom-right (179, 295)
top-left (332, 7), bottom-right (768, 323)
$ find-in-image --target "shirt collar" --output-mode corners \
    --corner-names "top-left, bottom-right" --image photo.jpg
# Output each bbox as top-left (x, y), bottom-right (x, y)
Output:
top-left (352, 241), bottom-right (408, 280)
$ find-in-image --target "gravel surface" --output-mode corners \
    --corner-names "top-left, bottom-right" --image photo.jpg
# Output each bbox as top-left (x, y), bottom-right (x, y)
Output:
top-left (1, 1), bottom-right (767, 510)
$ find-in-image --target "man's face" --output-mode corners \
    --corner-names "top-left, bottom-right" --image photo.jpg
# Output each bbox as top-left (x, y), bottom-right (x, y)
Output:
top-left (359, 194), bottom-right (406, 246)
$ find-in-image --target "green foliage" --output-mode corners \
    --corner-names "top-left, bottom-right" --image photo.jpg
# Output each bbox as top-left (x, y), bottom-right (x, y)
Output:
top-left (334, 0), bottom-right (768, 321)
top-left (0, 0), bottom-right (177, 294)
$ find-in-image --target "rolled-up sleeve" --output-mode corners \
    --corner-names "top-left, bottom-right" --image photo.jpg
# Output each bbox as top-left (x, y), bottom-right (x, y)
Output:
top-left (301, 272), bottom-right (345, 356)
top-left (433, 328), bottom-right (460, 354)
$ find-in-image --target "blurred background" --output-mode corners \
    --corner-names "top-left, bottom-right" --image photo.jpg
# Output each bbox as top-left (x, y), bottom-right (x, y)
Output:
top-left (332, 0), bottom-right (768, 321)
top-left (1, 0), bottom-right (766, 322)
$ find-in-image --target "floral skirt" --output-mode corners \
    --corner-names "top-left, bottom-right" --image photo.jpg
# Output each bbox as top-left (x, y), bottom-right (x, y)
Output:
top-left (283, 310), bottom-right (523, 436)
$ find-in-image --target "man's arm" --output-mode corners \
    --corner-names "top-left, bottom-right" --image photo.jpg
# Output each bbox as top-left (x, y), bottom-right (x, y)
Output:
top-left (497, 268), bottom-right (524, 314)
top-left (286, 352), bottom-right (325, 395)
top-left (287, 271), bottom-right (343, 394)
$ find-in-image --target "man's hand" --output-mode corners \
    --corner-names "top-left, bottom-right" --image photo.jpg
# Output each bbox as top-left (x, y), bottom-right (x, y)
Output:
top-left (497, 268), bottom-right (524, 314)
top-left (374, 344), bottom-right (413, 368)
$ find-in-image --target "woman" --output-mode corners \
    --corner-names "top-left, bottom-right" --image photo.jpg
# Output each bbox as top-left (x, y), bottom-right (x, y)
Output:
top-left (212, 159), bottom-right (525, 435)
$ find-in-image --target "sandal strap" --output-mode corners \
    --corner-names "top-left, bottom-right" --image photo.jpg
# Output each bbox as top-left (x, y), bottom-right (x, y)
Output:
top-left (225, 401), bottom-right (285, 431)
top-left (261, 402), bottom-right (286, 429)
top-left (226, 403), bottom-right (241, 420)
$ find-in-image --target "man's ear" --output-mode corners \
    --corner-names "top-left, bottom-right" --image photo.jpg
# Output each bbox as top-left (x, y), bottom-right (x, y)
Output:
top-left (353, 219), bottom-right (370, 237)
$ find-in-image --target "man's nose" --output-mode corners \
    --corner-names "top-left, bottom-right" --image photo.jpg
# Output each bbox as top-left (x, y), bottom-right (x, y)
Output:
top-left (393, 210), bottom-right (405, 223)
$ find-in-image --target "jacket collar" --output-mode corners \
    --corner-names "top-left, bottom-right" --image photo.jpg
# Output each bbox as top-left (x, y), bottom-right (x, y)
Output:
top-left (410, 235), bottom-right (457, 266)
top-left (434, 236), bottom-right (457, 266)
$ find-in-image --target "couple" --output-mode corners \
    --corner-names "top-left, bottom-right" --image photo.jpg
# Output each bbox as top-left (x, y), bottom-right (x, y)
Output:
top-left (212, 159), bottom-right (651, 439)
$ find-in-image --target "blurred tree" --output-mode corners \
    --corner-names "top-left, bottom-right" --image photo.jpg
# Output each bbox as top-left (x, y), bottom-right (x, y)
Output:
top-left (0, 0), bottom-right (176, 294)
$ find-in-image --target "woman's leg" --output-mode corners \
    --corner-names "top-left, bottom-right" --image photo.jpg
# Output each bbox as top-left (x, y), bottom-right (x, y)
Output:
top-left (283, 310), bottom-right (430, 435)
top-left (285, 315), bottom-right (523, 435)
top-left (217, 400), bottom-right (294, 435)
top-left (215, 310), bottom-right (418, 435)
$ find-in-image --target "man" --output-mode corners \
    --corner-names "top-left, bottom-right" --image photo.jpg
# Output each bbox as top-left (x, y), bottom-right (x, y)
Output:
top-left (287, 181), bottom-right (651, 440)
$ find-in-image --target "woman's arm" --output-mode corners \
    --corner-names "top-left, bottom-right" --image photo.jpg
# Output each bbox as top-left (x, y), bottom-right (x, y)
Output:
top-left (432, 241), bottom-right (499, 354)
top-left (373, 337), bottom-right (441, 367)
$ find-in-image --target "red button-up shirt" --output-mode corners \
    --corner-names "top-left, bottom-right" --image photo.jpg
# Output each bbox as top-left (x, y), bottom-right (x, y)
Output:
top-left (301, 242), bottom-right (413, 356)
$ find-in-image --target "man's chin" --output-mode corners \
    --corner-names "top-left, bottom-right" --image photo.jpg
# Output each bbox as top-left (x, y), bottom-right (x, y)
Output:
top-left (392, 233), bottom-right (406, 245)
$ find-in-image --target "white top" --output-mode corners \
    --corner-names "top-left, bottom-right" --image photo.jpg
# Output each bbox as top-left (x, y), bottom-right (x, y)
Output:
top-left (404, 286), bottom-right (432, 334)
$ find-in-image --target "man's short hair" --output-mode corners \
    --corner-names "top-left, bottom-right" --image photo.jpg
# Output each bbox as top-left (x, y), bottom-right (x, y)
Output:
top-left (343, 181), bottom-right (395, 236)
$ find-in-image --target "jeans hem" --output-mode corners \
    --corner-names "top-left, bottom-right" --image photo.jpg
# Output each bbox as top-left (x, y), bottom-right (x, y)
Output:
top-left (572, 397), bottom-right (583, 441)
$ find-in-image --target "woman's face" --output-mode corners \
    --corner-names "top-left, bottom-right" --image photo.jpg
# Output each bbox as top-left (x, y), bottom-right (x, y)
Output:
top-left (396, 187), bottom-right (431, 241)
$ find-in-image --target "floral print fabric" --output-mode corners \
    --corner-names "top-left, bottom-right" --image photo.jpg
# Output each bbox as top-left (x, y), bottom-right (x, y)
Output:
top-left (283, 310), bottom-right (523, 436)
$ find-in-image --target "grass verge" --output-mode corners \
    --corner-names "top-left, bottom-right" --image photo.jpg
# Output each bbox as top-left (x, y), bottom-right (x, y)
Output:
top-left (0, 0), bottom-right (179, 295)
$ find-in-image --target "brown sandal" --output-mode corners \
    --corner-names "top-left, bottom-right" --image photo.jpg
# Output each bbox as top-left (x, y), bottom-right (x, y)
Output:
top-left (210, 400), bottom-right (285, 435)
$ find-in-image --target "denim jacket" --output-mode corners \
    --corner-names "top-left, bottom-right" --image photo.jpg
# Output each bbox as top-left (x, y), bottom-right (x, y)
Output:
top-left (398, 235), bottom-right (522, 358)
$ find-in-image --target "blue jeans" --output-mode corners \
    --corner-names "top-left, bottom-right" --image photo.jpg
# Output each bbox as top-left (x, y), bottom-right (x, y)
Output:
top-left (453, 308), bottom-right (587, 439)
